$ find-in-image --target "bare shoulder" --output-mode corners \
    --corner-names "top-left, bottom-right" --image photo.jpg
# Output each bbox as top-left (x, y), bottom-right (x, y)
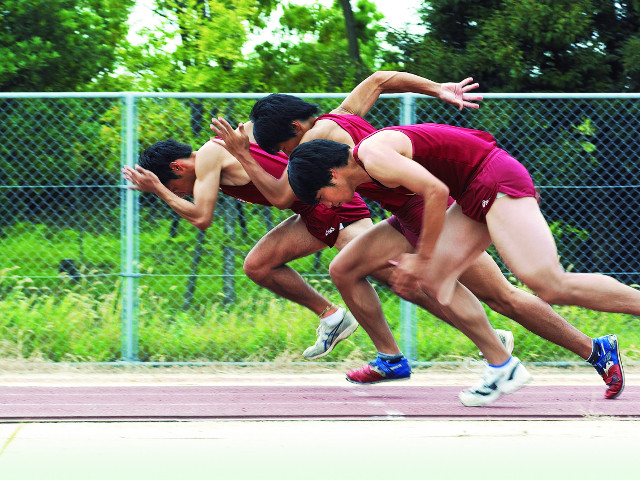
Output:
top-left (197, 140), bottom-right (227, 159)
top-left (329, 105), bottom-right (354, 115)
top-left (304, 119), bottom-right (354, 146)
top-left (363, 129), bottom-right (412, 158)
top-left (196, 141), bottom-right (237, 173)
top-left (196, 141), bottom-right (249, 185)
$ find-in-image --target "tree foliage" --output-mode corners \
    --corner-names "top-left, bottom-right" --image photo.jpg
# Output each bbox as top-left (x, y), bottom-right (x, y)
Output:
top-left (247, 0), bottom-right (384, 92)
top-left (120, 0), bottom-right (267, 92)
top-left (0, 0), bottom-right (135, 91)
top-left (115, 0), bottom-right (385, 93)
top-left (384, 0), bottom-right (640, 92)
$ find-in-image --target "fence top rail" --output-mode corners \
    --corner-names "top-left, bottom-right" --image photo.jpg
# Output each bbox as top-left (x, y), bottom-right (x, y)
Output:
top-left (2, 92), bottom-right (640, 99)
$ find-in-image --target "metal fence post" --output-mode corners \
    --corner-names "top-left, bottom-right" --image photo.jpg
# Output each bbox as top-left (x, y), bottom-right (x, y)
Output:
top-left (120, 93), bottom-right (140, 362)
top-left (398, 94), bottom-right (418, 361)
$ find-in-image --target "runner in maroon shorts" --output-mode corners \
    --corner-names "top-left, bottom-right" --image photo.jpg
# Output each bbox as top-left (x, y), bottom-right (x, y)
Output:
top-left (286, 123), bottom-right (636, 405)
top-left (122, 131), bottom-right (372, 361)
top-left (211, 82), bottom-right (624, 404)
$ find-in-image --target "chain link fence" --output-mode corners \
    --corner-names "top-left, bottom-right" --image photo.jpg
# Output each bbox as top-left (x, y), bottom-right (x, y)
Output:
top-left (1, 92), bottom-right (639, 365)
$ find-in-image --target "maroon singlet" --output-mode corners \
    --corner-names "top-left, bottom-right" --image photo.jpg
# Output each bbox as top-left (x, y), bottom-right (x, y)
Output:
top-left (354, 123), bottom-right (536, 224)
top-left (219, 142), bottom-right (370, 247)
top-left (315, 114), bottom-right (415, 213)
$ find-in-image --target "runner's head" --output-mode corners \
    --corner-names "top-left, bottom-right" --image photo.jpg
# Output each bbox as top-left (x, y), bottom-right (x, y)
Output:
top-left (139, 140), bottom-right (195, 197)
top-left (250, 94), bottom-right (319, 155)
top-left (287, 139), bottom-right (350, 206)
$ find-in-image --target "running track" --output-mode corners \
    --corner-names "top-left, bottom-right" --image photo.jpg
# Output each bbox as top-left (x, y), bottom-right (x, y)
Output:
top-left (1, 384), bottom-right (638, 421)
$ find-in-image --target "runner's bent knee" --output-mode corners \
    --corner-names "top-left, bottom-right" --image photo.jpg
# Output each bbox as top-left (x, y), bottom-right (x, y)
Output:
top-left (329, 255), bottom-right (360, 286)
top-left (243, 251), bottom-right (273, 282)
top-left (518, 267), bottom-right (567, 304)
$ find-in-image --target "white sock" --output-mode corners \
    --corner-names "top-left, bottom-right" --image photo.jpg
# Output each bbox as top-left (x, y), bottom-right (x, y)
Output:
top-left (321, 307), bottom-right (345, 327)
top-left (489, 356), bottom-right (513, 369)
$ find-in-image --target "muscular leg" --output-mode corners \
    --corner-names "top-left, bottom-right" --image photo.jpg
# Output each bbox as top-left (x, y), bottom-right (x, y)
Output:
top-left (330, 221), bottom-right (510, 365)
top-left (329, 222), bottom-right (409, 354)
top-left (487, 196), bottom-right (640, 315)
top-left (243, 214), bottom-right (334, 316)
top-left (459, 252), bottom-right (593, 359)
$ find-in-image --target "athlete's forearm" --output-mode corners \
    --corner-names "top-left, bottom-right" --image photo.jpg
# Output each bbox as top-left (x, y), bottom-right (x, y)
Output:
top-left (235, 152), bottom-right (296, 209)
top-left (416, 188), bottom-right (448, 260)
top-left (376, 71), bottom-right (441, 97)
top-left (154, 185), bottom-right (214, 231)
top-left (340, 71), bottom-right (441, 117)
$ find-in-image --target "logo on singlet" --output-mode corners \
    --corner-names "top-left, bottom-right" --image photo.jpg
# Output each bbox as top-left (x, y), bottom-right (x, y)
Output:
top-left (325, 227), bottom-right (336, 236)
top-left (482, 199), bottom-right (489, 209)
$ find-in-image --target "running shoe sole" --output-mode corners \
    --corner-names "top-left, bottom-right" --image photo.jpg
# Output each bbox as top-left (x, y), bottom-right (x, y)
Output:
top-left (345, 374), bottom-right (411, 385)
top-left (605, 335), bottom-right (625, 399)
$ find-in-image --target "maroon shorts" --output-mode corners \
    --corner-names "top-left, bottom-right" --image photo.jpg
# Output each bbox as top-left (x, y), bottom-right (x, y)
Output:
top-left (386, 195), bottom-right (457, 249)
top-left (458, 148), bottom-right (536, 222)
top-left (300, 192), bottom-right (371, 247)
top-left (385, 195), bottom-right (424, 249)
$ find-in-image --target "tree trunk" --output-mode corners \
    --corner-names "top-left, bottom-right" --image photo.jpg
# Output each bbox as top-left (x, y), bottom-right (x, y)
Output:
top-left (337, 0), bottom-right (369, 81)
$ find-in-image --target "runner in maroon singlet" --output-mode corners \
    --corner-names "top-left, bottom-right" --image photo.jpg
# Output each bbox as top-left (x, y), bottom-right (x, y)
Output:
top-left (286, 123), bottom-right (634, 404)
top-left (122, 127), bottom-right (372, 361)
top-left (210, 76), bottom-right (620, 405)
top-left (210, 71), bottom-right (627, 405)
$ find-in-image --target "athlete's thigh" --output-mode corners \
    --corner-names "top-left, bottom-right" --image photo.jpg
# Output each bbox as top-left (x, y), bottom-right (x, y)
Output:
top-left (486, 196), bottom-right (561, 278)
top-left (331, 220), bottom-right (414, 278)
top-left (425, 203), bottom-right (492, 283)
top-left (458, 251), bottom-right (512, 302)
top-left (247, 214), bottom-right (326, 265)
top-left (333, 217), bottom-right (374, 251)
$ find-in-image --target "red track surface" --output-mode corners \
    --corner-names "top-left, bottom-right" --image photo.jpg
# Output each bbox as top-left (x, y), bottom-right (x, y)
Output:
top-left (1, 384), bottom-right (638, 421)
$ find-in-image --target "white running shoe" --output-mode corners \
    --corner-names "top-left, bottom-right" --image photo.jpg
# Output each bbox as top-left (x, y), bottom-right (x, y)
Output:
top-left (479, 329), bottom-right (515, 357)
top-left (303, 311), bottom-right (359, 360)
top-left (497, 329), bottom-right (515, 354)
top-left (459, 356), bottom-right (532, 407)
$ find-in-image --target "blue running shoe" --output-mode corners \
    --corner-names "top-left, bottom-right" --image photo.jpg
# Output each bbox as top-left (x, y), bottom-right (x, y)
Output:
top-left (346, 355), bottom-right (412, 384)
top-left (590, 334), bottom-right (624, 399)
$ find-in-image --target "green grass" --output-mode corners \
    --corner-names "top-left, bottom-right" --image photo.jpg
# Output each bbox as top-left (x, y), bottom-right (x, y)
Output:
top-left (1, 220), bottom-right (639, 364)
top-left (1, 272), bottom-right (638, 364)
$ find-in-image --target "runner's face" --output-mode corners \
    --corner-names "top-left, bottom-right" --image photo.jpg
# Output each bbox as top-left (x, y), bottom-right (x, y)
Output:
top-left (278, 137), bottom-right (300, 156)
top-left (277, 123), bottom-right (308, 156)
top-left (166, 176), bottom-right (194, 198)
top-left (315, 177), bottom-right (354, 209)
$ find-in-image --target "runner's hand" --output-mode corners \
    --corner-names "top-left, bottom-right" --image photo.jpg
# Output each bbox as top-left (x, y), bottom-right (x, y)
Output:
top-left (389, 253), bottom-right (428, 298)
top-left (122, 164), bottom-right (162, 194)
top-left (210, 117), bottom-right (251, 158)
top-left (439, 77), bottom-right (483, 110)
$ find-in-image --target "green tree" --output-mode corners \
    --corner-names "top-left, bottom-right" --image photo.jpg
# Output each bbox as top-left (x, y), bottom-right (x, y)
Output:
top-left (118, 0), bottom-right (385, 94)
top-left (248, 0), bottom-right (384, 92)
top-left (385, 0), bottom-right (639, 92)
top-left (0, 0), bottom-right (135, 91)
top-left (117, 0), bottom-right (277, 92)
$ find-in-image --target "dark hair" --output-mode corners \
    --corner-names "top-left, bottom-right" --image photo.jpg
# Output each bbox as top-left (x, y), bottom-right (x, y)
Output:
top-left (138, 140), bottom-right (193, 185)
top-left (250, 93), bottom-right (319, 154)
top-left (287, 140), bottom-right (350, 205)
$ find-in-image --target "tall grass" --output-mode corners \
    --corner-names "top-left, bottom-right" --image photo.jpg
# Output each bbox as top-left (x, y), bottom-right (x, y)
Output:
top-left (1, 271), bottom-right (638, 364)
top-left (1, 220), bottom-right (638, 364)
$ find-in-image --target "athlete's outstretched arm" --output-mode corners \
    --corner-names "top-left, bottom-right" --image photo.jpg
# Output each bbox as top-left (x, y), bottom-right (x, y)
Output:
top-left (210, 117), bottom-right (296, 209)
top-left (333, 71), bottom-right (482, 117)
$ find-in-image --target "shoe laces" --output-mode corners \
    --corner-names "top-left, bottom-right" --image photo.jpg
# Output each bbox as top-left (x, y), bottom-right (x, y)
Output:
top-left (314, 323), bottom-right (331, 343)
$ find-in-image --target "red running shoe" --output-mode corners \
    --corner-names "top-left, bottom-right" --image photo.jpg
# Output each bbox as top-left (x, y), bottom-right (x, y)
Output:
top-left (346, 356), bottom-right (411, 385)
top-left (590, 334), bottom-right (625, 399)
